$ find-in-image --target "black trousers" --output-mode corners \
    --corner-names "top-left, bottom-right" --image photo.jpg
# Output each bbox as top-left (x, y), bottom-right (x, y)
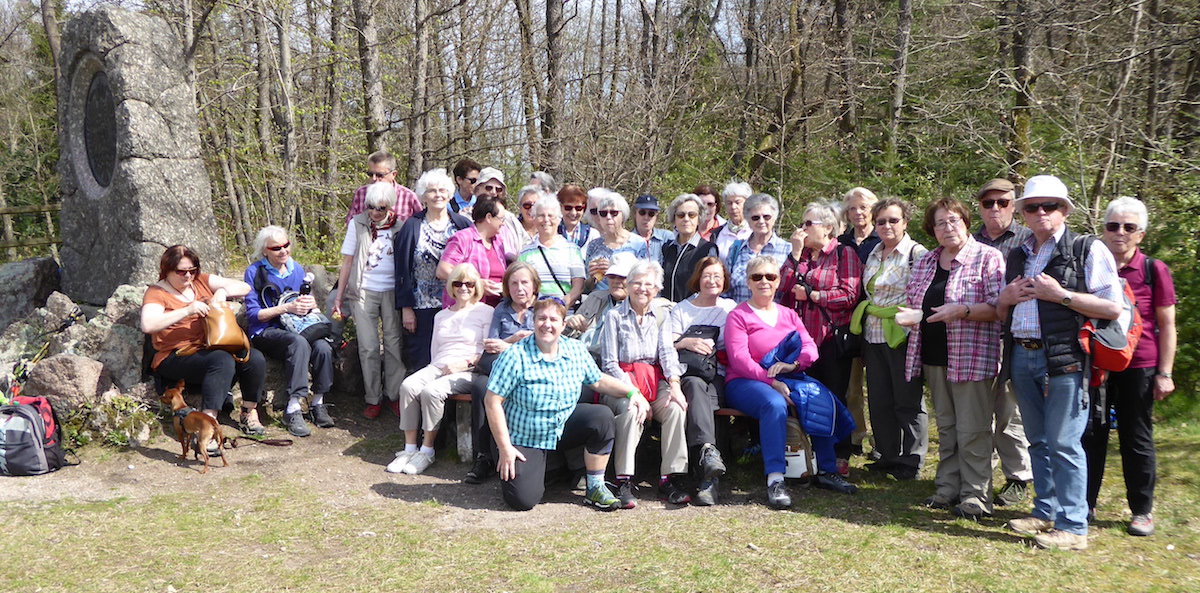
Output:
top-left (680, 375), bottom-right (722, 448)
top-left (1082, 366), bottom-right (1157, 515)
top-left (252, 328), bottom-right (334, 399)
top-left (402, 308), bottom-right (440, 373)
top-left (806, 339), bottom-right (855, 459)
top-left (501, 403), bottom-right (615, 511)
top-left (156, 348), bottom-right (266, 411)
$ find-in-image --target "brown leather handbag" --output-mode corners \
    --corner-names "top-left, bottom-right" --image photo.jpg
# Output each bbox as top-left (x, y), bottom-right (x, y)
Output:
top-left (204, 300), bottom-right (251, 362)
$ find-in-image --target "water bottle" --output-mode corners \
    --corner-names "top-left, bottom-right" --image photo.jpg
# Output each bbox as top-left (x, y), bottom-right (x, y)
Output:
top-left (300, 272), bottom-right (314, 296)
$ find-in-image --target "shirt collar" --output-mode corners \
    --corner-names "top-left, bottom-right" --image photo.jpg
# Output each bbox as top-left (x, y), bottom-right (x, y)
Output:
top-left (1121, 248), bottom-right (1146, 272)
top-left (261, 258), bottom-right (295, 278)
top-left (529, 335), bottom-right (575, 362)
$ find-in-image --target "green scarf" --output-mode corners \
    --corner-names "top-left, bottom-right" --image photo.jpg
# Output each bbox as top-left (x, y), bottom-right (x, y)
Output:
top-left (850, 301), bottom-right (908, 349)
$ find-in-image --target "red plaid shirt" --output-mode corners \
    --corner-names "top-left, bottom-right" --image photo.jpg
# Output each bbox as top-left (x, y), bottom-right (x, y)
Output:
top-left (778, 241), bottom-right (863, 346)
top-left (903, 238), bottom-right (1005, 382)
top-left (345, 183), bottom-right (422, 224)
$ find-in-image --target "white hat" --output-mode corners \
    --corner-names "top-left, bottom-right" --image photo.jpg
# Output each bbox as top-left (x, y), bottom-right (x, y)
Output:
top-left (605, 252), bottom-right (639, 278)
top-left (1018, 175), bottom-right (1075, 212)
top-left (476, 167), bottom-right (506, 188)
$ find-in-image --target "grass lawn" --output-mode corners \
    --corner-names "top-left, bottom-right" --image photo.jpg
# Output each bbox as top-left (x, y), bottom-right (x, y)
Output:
top-left (2, 423), bottom-right (1198, 592)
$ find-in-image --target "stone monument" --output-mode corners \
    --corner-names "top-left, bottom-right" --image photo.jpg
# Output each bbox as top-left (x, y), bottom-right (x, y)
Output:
top-left (57, 6), bottom-right (224, 305)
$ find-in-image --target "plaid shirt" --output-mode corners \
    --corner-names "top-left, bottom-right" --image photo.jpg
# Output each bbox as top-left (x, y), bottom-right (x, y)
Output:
top-left (1009, 226), bottom-right (1120, 339)
top-left (725, 234), bottom-right (791, 303)
top-left (973, 220), bottom-right (1031, 259)
top-left (861, 235), bottom-right (927, 344)
top-left (345, 183), bottom-right (422, 224)
top-left (778, 241), bottom-right (863, 346)
top-left (486, 335), bottom-right (602, 450)
top-left (903, 238), bottom-right (1005, 382)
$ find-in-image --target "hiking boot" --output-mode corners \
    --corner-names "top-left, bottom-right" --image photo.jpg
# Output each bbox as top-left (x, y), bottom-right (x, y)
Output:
top-left (952, 500), bottom-right (992, 520)
top-left (814, 472), bottom-right (857, 494)
top-left (1034, 529), bottom-right (1088, 551)
top-left (699, 443), bottom-right (727, 480)
top-left (464, 455), bottom-right (495, 484)
top-left (363, 403), bottom-right (383, 419)
top-left (615, 479), bottom-right (638, 509)
top-left (766, 481), bottom-right (793, 510)
top-left (923, 494), bottom-right (958, 510)
top-left (309, 403), bottom-right (335, 428)
top-left (284, 411), bottom-right (311, 437)
top-left (584, 484), bottom-right (620, 511)
top-left (1008, 516), bottom-right (1054, 536)
top-left (403, 451), bottom-right (435, 475)
top-left (1128, 513), bottom-right (1155, 537)
top-left (386, 450), bottom-right (414, 474)
top-left (239, 408), bottom-right (265, 436)
top-left (994, 479), bottom-right (1030, 507)
top-left (694, 477), bottom-right (719, 506)
top-left (659, 478), bottom-right (692, 505)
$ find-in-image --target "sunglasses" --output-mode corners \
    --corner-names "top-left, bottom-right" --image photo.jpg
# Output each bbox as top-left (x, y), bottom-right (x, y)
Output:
top-left (538, 295), bottom-right (566, 305)
top-left (1104, 221), bottom-right (1141, 234)
top-left (750, 213), bottom-right (773, 222)
top-left (174, 267), bottom-right (200, 277)
top-left (562, 204), bottom-right (586, 212)
top-left (675, 211), bottom-right (700, 219)
top-left (367, 205), bottom-right (389, 213)
top-left (451, 281), bottom-right (476, 289)
top-left (594, 209), bottom-right (621, 219)
top-left (367, 170), bottom-right (393, 179)
top-left (875, 217), bottom-right (902, 226)
top-left (981, 198), bottom-right (1011, 209)
top-left (266, 241), bottom-right (291, 252)
top-left (1022, 201), bottom-right (1062, 214)
top-left (749, 273), bottom-right (779, 282)
top-left (801, 220), bottom-right (823, 228)
top-left (637, 209), bottom-right (658, 217)
top-left (521, 202), bottom-right (535, 210)
top-left (461, 176), bottom-right (478, 184)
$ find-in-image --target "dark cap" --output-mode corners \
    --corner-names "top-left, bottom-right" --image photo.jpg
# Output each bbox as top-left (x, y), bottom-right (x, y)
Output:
top-left (634, 194), bottom-right (660, 211)
top-left (975, 178), bottom-right (1015, 200)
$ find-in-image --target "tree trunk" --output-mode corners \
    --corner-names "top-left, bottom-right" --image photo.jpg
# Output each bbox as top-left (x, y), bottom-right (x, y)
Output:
top-left (886, 0), bottom-right (913, 166)
top-left (834, 0), bottom-right (858, 142)
top-left (1008, 0), bottom-right (1033, 182)
top-left (40, 0), bottom-right (62, 84)
top-left (1087, 1), bottom-right (1143, 206)
top-left (274, 1), bottom-right (299, 230)
top-left (543, 0), bottom-right (565, 176)
top-left (408, 0), bottom-right (431, 185)
top-left (321, 0), bottom-right (345, 238)
top-left (0, 184), bottom-right (16, 261)
top-left (513, 0), bottom-right (542, 168)
top-left (353, 0), bottom-right (387, 153)
top-left (253, 1), bottom-right (279, 223)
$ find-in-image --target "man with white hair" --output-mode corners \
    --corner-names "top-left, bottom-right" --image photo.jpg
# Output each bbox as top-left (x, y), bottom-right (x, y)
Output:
top-left (997, 174), bottom-right (1122, 551)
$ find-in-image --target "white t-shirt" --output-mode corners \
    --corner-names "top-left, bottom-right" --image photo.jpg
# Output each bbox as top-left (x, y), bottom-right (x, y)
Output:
top-left (340, 220), bottom-right (397, 293)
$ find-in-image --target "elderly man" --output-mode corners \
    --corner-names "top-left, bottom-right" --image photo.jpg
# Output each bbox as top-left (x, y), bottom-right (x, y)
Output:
top-left (345, 151), bottom-right (422, 223)
top-left (633, 194), bottom-right (674, 263)
top-left (972, 178), bottom-right (1035, 507)
top-left (450, 157), bottom-right (482, 214)
top-left (997, 174), bottom-right (1122, 551)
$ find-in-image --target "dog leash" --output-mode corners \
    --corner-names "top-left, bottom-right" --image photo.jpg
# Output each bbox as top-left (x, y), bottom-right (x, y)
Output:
top-left (231, 435), bottom-right (294, 447)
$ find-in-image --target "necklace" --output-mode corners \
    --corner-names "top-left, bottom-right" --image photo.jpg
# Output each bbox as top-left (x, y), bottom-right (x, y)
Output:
top-left (162, 281), bottom-right (195, 303)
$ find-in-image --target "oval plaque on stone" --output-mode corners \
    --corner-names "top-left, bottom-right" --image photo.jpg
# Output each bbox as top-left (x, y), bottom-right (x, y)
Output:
top-left (83, 71), bottom-right (116, 188)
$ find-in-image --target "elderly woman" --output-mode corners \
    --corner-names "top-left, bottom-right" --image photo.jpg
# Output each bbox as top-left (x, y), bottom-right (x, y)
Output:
top-left (243, 227), bottom-right (335, 437)
top-left (518, 195), bottom-right (587, 310)
top-left (726, 256), bottom-right (857, 510)
top-left (778, 202), bottom-right (864, 475)
top-left (894, 198), bottom-right (1004, 519)
top-left (711, 181), bottom-right (752, 255)
top-left (504, 185), bottom-right (544, 254)
top-left (439, 194), bottom-right (508, 307)
top-left (142, 245), bottom-right (266, 449)
top-left (661, 256), bottom-right (736, 505)
top-left (695, 184), bottom-right (725, 241)
top-left (1083, 196), bottom-right (1176, 537)
top-left (563, 252), bottom-right (644, 358)
top-left (485, 297), bottom-right (644, 511)
top-left (661, 193), bottom-right (719, 302)
top-left (724, 193), bottom-right (791, 303)
top-left (600, 260), bottom-right (690, 507)
top-left (851, 197), bottom-right (929, 480)
top-left (334, 182), bottom-right (405, 419)
top-left (394, 168), bottom-right (472, 371)
top-left (465, 261), bottom-right (542, 484)
top-left (836, 186), bottom-right (879, 461)
top-left (584, 190), bottom-right (649, 291)
top-left (388, 263), bottom-right (493, 475)
top-left (557, 184), bottom-right (598, 249)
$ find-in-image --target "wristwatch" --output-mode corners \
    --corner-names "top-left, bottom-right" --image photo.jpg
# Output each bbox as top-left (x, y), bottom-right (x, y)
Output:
top-left (1060, 292), bottom-right (1073, 307)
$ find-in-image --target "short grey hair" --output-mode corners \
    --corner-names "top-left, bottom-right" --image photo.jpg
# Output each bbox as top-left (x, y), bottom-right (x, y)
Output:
top-left (364, 182), bottom-right (396, 209)
top-left (591, 190), bottom-right (630, 222)
top-left (517, 185), bottom-right (549, 207)
top-left (530, 171), bottom-right (558, 193)
top-left (743, 193), bottom-right (779, 218)
top-left (414, 168), bottom-right (455, 198)
top-left (723, 181), bottom-right (753, 201)
top-left (841, 186), bottom-right (879, 227)
top-left (530, 193), bottom-right (562, 218)
top-left (251, 225), bottom-right (288, 259)
top-left (1104, 196), bottom-right (1149, 231)
top-left (626, 259), bottom-right (664, 292)
top-left (803, 202), bottom-right (843, 236)
top-left (747, 255), bottom-right (780, 275)
top-left (666, 193), bottom-right (706, 229)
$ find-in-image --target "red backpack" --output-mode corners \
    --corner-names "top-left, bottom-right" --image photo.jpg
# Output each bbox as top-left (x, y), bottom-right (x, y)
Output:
top-left (1070, 236), bottom-right (1143, 382)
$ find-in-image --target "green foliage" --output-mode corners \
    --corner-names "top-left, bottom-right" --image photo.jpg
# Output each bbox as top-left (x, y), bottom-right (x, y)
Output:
top-left (62, 394), bottom-right (158, 449)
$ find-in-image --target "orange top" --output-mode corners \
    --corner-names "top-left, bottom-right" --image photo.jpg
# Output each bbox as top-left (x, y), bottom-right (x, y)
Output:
top-left (144, 274), bottom-right (215, 370)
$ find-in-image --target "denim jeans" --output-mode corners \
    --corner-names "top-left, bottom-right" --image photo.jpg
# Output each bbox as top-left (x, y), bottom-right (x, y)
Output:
top-left (1010, 344), bottom-right (1089, 535)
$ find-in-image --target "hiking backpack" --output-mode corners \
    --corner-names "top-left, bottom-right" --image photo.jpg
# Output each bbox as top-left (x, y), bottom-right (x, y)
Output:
top-left (0, 395), bottom-right (67, 476)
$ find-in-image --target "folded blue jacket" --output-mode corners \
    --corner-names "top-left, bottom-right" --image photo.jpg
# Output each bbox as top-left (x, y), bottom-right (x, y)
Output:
top-left (760, 330), bottom-right (856, 439)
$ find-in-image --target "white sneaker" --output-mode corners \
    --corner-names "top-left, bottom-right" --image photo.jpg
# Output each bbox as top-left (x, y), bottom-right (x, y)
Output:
top-left (403, 451), bottom-right (435, 475)
top-left (386, 450), bottom-right (415, 474)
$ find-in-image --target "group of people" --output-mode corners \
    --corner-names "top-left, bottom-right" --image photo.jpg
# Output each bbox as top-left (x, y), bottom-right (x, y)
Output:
top-left (139, 152), bottom-right (1176, 551)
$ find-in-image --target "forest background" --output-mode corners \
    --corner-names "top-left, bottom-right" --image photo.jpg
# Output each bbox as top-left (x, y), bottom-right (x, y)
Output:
top-left (0, 0), bottom-right (1196, 420)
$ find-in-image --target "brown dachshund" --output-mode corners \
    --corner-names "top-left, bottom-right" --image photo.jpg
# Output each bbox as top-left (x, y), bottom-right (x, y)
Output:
top-left (160, 380), bottom-right (229, 473)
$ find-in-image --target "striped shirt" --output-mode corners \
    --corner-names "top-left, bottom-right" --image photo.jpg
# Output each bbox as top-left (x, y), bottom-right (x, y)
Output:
top-left (861, 235), bottom-right (927, 344)
top-left (601, 300), bottom-right (675, 382)
top-left (1009, 226), bottom-right (1120, 338)
top-left (487, 336), bottom-right (602, 450)
top-left (518, 237), bottom-right (586, 297)
top-left (903, 238), bottom-right (1005, 382)
top-left (724, 234), bottom-right (792, 303)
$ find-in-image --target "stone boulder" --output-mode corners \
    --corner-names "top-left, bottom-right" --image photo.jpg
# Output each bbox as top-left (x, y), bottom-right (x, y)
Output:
top-left (22, 354), bottom-right (110, 411)
top-left (0, 257), bottom-right (62, 334)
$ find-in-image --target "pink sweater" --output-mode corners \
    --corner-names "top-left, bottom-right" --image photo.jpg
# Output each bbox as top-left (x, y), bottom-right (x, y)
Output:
top-left (724, 302), bottom-right (818, 384)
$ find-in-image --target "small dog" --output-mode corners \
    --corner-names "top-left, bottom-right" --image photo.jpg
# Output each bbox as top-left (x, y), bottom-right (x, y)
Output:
top-left (160, 380), bottom-right (229, 474)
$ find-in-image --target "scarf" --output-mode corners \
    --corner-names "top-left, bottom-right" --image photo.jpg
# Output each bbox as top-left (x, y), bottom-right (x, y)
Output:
top-left (850, 302), bottom-right (907, 349)
top-left (370, 210), bottom-right (398, 242)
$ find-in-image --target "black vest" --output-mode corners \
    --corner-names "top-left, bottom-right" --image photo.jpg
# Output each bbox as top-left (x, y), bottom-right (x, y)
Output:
top-left (1003, 228), bottom-right (1091, 376)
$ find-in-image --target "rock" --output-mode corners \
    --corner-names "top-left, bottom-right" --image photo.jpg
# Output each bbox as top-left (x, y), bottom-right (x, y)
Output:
top-left (0, 257), bottom-right (62, 333)
top-left (22, 354), bottom-right (109, 410)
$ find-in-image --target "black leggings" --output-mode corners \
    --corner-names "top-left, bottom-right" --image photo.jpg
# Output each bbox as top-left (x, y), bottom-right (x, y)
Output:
top-left (155, 348), bottom-right (266, 411)
top-left (501, 403), bottom-right (614, 511)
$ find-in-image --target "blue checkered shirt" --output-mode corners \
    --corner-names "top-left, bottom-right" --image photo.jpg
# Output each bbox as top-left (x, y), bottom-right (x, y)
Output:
top-left (724, 234), bottom-right (792, 302)
top-left (1009, 226), bottom-right (1120, 339)
top-left (486, 335), bottom-right (602, 450)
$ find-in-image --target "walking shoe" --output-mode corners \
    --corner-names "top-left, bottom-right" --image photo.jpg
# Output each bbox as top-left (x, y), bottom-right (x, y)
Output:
top-left (1008, 516), bottom-right (1054, 535)
top-left (239, 408), bottom-right (265, 436)
top-left (403, 451), bottom-right (435, 475)
top-left (204, 437), bottom-right (222, 457)
top-left (923, 494), bottom-right (958, 510)
top-left (385, 450), bottom-right (415, 474)
top-left (615, 479), bottom-right (638, 509)
top-left (1034, 529), bottom-right (1088, 551)
top-left (1087, 508), bottom-right (1096, 524)
top-left (814, 472), bottom-right (858, 494)
top-left (464, 455), bottom-right (495, 484)
top-left (387, 399), bottom-right (402, 418)
top-left (766, 481), bottom-right (793, 510)
top-left (584, 484), bottom-right (620, 511)
top-left (952, 500), bottom-right (992, 520)
top-left (659, 478), bottom-right (692, 505)
top-left (887, 465), bottom-right (918, 481)
top-left (309, 403), bottom-right (335, 428)
top-left (994, 479), bottom-right (1030, 507)
top-left (699, 443), bottom-right (727, 480)
top-left (835, 458), bottom-right (851, 478)
top-left (694, 477), bottom-right (719, 506)
top-left (284, 412), bottom-right (312, 437)
top-left (865, 460), bottom-right (894, 473)
top-left (363, 403), bottom-right (383, 419)
top-left (1128, 514), bottom-right (1155, 537)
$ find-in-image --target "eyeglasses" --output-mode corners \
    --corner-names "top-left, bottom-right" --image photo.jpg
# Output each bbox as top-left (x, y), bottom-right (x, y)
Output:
top-left (749, 273), bottom-right (779, 282)
top-left (594, 210), bottom-right (621, 219)
top-left (981, 198), bottom-right (1011, 209)
top-left (367, 170), bottom-right (393, 179)
top-left (265, 241), bottom-right (291, 252)
top-left (174, 267), bottom-right (200, 277)
top-left (1022, 201), bottom-right (1061, 214)
top-left (932, 216), bottom-right (964, 230)
top-left (451, 281), bottom-right (476, 289)
top-left (750, 213), bottom-right (773, 222)
top-left (675, 211), bottom-right (699, 219)
top-left (562, 204), bottom-right (586, 212)
top-left (1104, 221), bottom-right (1141, 234)
top-left (703, 201), bottom-right (717, 208)
top-left (875, 217), bottom-right (902, 226)
top-left (637, 209), bottom-right (658, 217)
top-left (801, 220), bottom-right (824, 228)
top-left (367, 205), bottom-right (389, 213)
